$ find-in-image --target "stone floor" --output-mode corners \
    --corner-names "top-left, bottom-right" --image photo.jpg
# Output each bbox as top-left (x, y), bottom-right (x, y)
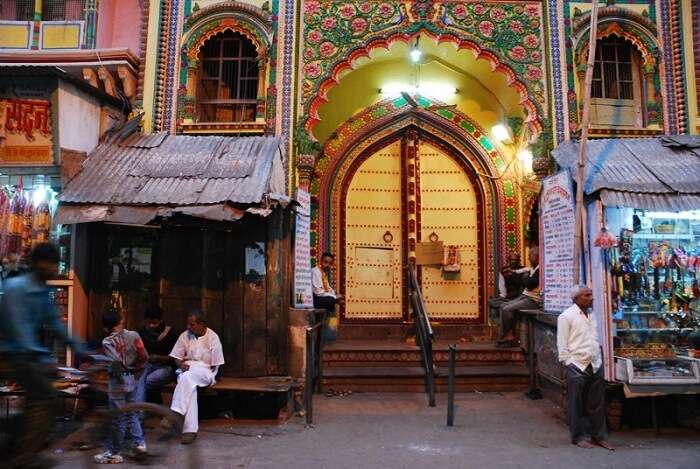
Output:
top-left (50, 392), bottom-right (699, 469)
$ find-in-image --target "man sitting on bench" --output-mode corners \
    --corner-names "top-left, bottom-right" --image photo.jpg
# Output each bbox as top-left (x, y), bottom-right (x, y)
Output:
top-left (168, 309), bottom-right (224, 444)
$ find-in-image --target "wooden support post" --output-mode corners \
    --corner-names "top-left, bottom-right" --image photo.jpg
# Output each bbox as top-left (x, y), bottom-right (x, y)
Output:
top-left (573, 0), bottom-right (600, 286)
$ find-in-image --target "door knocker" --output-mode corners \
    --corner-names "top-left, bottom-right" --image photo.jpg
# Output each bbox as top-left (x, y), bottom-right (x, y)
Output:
top-left (383, 230), bottom-right (394, 243)
top-left (429, 232), bottom-right (439, 242)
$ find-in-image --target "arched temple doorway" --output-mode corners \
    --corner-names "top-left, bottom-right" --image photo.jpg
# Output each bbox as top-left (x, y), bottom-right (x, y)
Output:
top-left (335, 126), bottom-right (487, 325)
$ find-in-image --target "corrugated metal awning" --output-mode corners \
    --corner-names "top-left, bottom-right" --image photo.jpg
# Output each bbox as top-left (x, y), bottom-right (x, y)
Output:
top-left (553, 136), bottom-right (700, 211)
top-left (599, 190), bottom-right (700, 212)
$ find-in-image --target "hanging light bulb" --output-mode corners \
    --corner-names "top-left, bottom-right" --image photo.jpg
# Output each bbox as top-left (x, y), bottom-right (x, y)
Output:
top-left (410, 36), bottom-right (422, 63)
top-left (410, 48), bottom-right (422, 63)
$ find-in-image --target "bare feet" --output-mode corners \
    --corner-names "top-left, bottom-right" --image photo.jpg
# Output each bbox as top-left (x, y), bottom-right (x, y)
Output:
top-left (575, 440), bottom-right (594, 449)
top-left (593, 440), bottom-right (615, 451)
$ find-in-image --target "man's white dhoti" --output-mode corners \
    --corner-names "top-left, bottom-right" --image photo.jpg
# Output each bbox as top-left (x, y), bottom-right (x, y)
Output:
top-left (170, 363), bottom-right (216, 433)
top-left (169, 329), bottom-right (225, 434)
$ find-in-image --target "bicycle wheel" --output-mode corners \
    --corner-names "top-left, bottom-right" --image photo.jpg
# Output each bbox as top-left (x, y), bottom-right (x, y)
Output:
top-left (82, 402), bottom-right (199, 468)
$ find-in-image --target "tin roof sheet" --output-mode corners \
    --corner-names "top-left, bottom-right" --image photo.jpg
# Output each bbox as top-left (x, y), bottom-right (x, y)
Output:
top-left (552, 137), bottom-right (700, 196)
top-left (60, 129), bottom-right (283, 206)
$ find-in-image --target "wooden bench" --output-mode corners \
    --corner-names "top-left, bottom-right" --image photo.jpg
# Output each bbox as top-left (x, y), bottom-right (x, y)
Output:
top-left (161, 376), bottom-right (301, 421)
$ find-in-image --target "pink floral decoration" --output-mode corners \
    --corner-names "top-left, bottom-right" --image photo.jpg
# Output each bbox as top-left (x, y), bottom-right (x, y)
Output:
top-left (510, 46), bottom-right (527, 61)
top-left (490, 7), bottom-right (506, 22)
top-left (307, 29), bottom-right (322, 43)
top-left (509, 20), bottom-right (523, 35)
top-left (322, 17), bottom-right (337, 30)
top-left (378, 3), bottom-right (394, 18)
top-left (473, 4), bottom-right (487, 16)
top-left (478, 20), bottom-right (494, 38)
top-left (319, 41), bottom-right (337, 58)
top-left (305, 1), bottom-right (320, 17)
top-left (524, 34), bottom-right (539, 49)
top-left (304, 62), bottom-right (322, 79)
top-left (452, 4), bottom-right (468, 19)
top-left (525, 5), bottom-right (539, 18)
top-left (339, 4), bottom-right (356, 19)
top-left (526, 65), bottom-right (542, 81)
top-left (351, 17), bottom-right (368, 34)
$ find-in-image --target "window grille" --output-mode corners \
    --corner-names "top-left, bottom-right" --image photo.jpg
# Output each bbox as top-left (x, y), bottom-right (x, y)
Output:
top-left (196, 30), bottom-right (259, 123)
top-left (0, 0), bottom-right (36, 21)
top-left (42, 0), bottom-right (85, 21)
top-left (591, 37), bottom-right (635, 100)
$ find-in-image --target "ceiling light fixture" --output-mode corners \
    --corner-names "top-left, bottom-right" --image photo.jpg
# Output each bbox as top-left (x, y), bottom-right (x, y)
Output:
top-left (491, 124), bottom-right (511, 143)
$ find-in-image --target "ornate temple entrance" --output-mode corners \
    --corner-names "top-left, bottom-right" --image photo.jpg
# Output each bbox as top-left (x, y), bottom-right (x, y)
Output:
top-left (338, 128), bottom-right (485, 325)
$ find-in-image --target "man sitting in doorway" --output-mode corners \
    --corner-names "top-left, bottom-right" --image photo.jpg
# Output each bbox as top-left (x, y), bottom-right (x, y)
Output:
top-left (497, 246), bottom-right (540, 347)
top-left (139, 305), bottom-right (179, 401)
top-left (168, 310), bottom-right (224, 445)
top-left (311, 252), bottom-right (344, 312)
top-left (312, 253), bottom-right (345, 341)
top-left (489, 252), bottom-right (528, 311)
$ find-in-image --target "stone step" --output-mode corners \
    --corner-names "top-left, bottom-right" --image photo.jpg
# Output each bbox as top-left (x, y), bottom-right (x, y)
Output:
top-left (323, 340), bottom-right (525, 368)
top-left (322, 365), bottom-right (529, 393)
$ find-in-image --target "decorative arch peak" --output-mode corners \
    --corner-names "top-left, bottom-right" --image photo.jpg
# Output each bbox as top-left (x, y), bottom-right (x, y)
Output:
top-left (304, 31), bottom-right (542, 141)
top-left (302, 2), bottom-right (548, 143)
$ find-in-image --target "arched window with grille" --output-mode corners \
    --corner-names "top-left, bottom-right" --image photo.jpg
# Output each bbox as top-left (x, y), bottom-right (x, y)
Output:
top-left (589, 36), bottom-right (644, 128)
top-left (196, 30), bottom-right (259, 123)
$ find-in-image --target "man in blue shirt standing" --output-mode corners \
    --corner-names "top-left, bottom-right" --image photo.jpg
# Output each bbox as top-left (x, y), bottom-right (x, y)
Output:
top-left (0, 242), bottom-right (84, 468)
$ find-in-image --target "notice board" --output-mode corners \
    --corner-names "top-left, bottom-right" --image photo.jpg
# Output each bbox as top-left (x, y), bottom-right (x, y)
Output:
top-left (540, 170), bottom-right (575, 313)
top-left (294, 189), bottom-right (314, 308)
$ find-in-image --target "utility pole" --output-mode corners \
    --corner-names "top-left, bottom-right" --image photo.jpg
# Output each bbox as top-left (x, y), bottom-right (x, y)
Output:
top-left (573, 0), bottom-right (600, 286)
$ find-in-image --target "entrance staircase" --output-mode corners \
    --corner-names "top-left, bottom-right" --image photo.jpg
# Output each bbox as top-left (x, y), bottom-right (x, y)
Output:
top-left (322, 328), bottom-right (528, 393)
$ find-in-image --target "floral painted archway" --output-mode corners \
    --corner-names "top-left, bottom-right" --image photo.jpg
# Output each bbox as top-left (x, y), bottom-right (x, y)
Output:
top-left (301, 1), bottom-right (549, 139)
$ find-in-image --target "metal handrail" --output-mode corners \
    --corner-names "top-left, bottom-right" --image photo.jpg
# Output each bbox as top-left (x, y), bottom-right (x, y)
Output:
top-left (408, 265), bottom-right (436, 407)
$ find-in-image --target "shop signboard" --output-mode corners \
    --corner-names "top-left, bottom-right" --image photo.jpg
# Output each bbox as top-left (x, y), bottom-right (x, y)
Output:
top-left (540, 170), bottom-right (575, 313)
top-left (0, 98), bottom-right (53, 165)
top-left (294, 189), bottom-right (314, 308)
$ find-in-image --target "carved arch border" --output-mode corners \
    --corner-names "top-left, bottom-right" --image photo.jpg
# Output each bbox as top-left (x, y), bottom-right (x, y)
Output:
top-left (574, 19), bottom-right (659, 75)
top-left (304, 30), bottom-right (544, 140)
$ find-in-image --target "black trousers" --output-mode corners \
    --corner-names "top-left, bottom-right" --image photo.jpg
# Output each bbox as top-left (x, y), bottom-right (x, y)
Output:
top-left (565, 363), bottom-right (608, 444)
top-left (313, 295), bottom-right (336, 313)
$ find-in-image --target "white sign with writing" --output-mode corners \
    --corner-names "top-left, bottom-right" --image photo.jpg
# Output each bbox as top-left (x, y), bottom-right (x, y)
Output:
top-left (541, 170), bottom-right (576, 313)
top-left (294, 189), bottom-right (314, 308)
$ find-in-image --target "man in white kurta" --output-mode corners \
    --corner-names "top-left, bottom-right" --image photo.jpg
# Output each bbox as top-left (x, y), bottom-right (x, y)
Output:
top-left (169, 311), bottom-right (224, 444)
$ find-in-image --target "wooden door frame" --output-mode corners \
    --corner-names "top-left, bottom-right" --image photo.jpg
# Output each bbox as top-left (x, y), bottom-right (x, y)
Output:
top-left (336, 125), bottom-right (488, 325)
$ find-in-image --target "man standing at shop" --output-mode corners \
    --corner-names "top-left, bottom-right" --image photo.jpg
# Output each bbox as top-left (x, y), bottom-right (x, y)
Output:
top-left (557, 286), bottom-right (614, 451)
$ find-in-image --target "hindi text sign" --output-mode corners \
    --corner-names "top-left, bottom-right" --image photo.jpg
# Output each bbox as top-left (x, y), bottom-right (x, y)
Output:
top-left (540, 170), bottom-right (575, 313)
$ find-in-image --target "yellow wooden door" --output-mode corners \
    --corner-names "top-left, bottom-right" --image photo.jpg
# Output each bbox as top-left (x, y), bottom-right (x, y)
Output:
top-left (344, 140), bottom-right (403, 320)
top-left (418, 140), bottom-right (480, 320)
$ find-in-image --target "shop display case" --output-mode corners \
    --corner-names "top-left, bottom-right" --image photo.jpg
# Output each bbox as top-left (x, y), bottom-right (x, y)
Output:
top-left (615, 356), bottom-right (700, 384)
top-left (605, 208), bottom-right (700, 383)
